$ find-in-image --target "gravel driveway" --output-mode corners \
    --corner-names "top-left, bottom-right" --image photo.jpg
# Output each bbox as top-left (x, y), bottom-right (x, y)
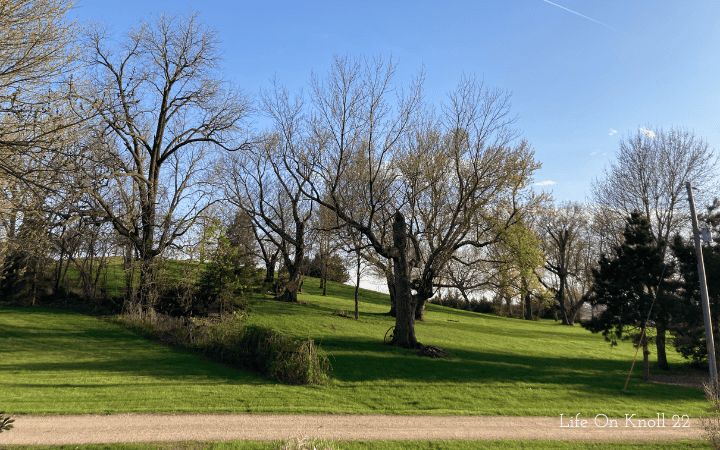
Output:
top-left (0, 414), bottom-right (703, 445)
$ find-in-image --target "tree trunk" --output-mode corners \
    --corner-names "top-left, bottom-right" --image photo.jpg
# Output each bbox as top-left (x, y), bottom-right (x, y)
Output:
top-left (354, 255), bottom-right (360, 319)
top-left (264, 253), bottom-right (278, 284)
top-left (558, 277), bottom-right (570, 325)
top-left (138, 255), bottom-right (156, 315)
top-left (124, 242), bottom-right (137, 302)
top-left (460, 290), bottom-right (472, 311)
top-left (386, 270), bottom-right (397, 317)
top-left (389, 212), bottom-right (418, 348)
top-left (414, 298), bottom-right (427, 321)
top-left (278, 275), bottom-right (300, 302)
top-left (524, 291), bottom-right (532, 320)
top-left (656, 323), bottom-right (669, 370)
top-left (642, 337), bottom-right (650, 381)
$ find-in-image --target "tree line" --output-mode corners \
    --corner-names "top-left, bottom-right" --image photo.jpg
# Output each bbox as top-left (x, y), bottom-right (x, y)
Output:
top-left (2, 2), bottom-right (720, 370)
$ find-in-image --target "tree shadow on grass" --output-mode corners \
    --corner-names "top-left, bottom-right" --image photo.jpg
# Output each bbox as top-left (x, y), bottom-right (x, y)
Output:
top-left (320, 338), bottom-right (705, 403)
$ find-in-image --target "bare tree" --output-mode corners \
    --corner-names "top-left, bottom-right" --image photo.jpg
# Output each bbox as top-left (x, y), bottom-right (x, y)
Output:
top-left (266, 55), bottom-right (543, 348)
top-left (591, 126), bottom-right (718, 370)
top-left (221, 134), bottom-right (314, 302)
top-left (539, 201), bottom-right (595, 325)
top-left (0, 0), bottom-right (79, 182)
top-left (69, 12), bottom-right (251, 310)
top-left (592, 127), bottom-right (718, 252)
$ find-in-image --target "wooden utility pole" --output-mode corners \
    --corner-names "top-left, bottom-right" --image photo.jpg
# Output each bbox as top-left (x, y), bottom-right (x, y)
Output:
top-left (686, 181), bottom-right (717, 389)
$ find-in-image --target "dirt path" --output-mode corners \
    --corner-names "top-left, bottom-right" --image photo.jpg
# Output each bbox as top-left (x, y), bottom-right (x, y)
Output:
top-left (0, 414), bottom-right (703, 445)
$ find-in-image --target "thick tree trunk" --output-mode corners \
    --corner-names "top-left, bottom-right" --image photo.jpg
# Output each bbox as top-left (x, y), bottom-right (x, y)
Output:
top-left (264, 253), bottom-right (278, 284)
top-left (278, 269), bottom-right (300, 302)
top-left (390, 212), bottom-right (418, 348)
top-left (558, 278), bottom-right (570, 325)
top-left (414, 298), bottom-right (427, 321)
top-left (656, 323), bottom-right (669, 370)
top-left (138, 255), bottom-right (156, 314)
top-left (386, 270), bottom-right (397, 317)
top-left (524, 291), bottom-right (532, 320)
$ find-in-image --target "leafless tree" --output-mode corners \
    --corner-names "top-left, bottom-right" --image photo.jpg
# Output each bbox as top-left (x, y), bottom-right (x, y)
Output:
top-left (265, 55), bottom-right (543, 348)
top-left (592, 127), bottom-right (718, 252)
top-left (68, 12), bottom-right (251, 310)
top-left (221, 133), bottom-right (314, 302)
top-left (538, 201), bottom-right (596, 325)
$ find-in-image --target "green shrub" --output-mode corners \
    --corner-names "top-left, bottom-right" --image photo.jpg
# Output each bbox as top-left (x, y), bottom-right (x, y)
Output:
top-left (234, 326), bottom-right (331, 385)
top-left (114, 313), bottom-right (330, 385)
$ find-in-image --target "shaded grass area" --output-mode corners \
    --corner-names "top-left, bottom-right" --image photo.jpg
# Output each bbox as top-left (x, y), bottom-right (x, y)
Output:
top-left (0, 440), bottom-right (711, 449)
top-left (0, 278), bottom-right (708, 416)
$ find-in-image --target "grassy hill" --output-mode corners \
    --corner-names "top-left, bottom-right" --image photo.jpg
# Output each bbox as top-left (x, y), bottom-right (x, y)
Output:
top-left (0, 278), bottom-right (707, 417)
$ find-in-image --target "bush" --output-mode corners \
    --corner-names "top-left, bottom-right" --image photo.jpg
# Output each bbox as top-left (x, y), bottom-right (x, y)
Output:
top-left (231, 326), bottom-right (330, 385)
top-left (114, 313), bottom-right (330, 385)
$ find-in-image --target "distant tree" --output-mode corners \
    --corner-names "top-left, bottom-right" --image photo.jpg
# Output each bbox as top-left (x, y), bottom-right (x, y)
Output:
top-left (539, 201), bottom-right (595, 325)
top-left (301, 253), bottom-right (349, 284)
top-left (226, 209), bottom-right (258, 268)
top-left (221, 133), bottom-right (313, 302)
top-left (487, 220), bottom-right (548, 319)
top-left (582, 212), bottom-right (678, 376)
top-left (438, 246), bottom-right (493, 311)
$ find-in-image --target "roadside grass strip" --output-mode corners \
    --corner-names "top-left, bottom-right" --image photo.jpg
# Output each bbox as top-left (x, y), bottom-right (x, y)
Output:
top-left (0, 278), bottom-right (707, 417)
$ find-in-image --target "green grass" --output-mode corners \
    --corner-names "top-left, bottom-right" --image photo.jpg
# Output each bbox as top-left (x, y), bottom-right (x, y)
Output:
top-left (0, 278), bottom-right (708, 417)
top-left (0, 440), bottom-right (711, 450)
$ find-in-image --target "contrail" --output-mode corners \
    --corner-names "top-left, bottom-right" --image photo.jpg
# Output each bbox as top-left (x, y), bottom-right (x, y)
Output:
top-left (541, 0), bottom-right (611, 29)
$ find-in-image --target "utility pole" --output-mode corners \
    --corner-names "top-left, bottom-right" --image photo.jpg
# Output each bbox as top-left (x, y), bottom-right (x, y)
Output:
top-left (686, 181), bottom-right (717, 389)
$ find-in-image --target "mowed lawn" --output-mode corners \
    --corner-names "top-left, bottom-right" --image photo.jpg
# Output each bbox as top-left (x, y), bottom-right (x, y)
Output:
top-left (0, 279), bottom-right (707, 417)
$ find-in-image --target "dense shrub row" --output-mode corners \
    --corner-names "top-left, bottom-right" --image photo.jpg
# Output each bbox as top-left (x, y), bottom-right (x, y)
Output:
top-left (114, 310), bottom-right (330, 385)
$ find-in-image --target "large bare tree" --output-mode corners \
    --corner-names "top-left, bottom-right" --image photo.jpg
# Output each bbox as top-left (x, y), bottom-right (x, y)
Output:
top-left (71, 12), bottom-right (251, 309)
top-left (265, 55), bottom-right (543, 348)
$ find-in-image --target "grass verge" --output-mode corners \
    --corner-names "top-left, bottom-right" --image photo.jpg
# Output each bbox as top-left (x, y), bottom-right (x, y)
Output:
top-left (0, 277), bottom-right (708, 416)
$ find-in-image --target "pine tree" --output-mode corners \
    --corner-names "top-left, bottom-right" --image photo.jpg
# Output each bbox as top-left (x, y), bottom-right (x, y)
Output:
top-left (582, 212), bottom-right (676, 377)
top-left (670, 198), bottom-right (720, 368)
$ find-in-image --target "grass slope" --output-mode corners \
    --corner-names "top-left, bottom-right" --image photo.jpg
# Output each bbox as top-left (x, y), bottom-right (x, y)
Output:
top-left (0, 278), bottom-right (707, 417)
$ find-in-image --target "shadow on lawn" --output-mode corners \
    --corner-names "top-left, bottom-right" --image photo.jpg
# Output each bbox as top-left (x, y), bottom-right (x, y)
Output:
top-left (321, 338), bottom-right (704, 402)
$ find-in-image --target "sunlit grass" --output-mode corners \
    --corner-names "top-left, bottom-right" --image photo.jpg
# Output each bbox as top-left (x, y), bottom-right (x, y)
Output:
top-left (0, 277), bottom-right (707, 417)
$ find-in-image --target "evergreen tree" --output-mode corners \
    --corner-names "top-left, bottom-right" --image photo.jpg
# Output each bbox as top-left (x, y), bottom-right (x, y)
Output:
top-left (582, 212), bottom-right (677, 377)
top-left (670, 198), bottom-right (720, 368)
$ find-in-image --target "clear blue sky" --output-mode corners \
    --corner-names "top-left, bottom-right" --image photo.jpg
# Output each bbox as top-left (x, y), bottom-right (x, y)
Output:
top-left (73, 0), bottom-right (720, 203)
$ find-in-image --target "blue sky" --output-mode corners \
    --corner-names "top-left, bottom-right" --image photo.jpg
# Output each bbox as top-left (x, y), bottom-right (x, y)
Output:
top-left (74, 0), bottom-right (720, 203)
